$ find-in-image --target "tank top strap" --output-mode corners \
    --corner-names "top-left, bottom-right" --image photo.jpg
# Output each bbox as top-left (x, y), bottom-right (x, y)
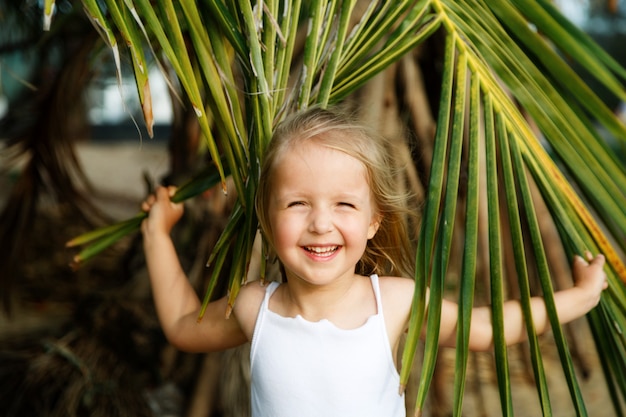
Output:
top-left (369, 274), bottom-right (384, 316)
top-left (262, 281), bottom-right (281, 308)
top-left (250, 280), bottom-right (281, 367)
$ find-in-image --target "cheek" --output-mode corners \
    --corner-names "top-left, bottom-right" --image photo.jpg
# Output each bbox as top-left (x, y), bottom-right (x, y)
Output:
top-left (272, 227), bottom-right (289, 249)
top-left (269, 213), bottom-right (298, 248)
top-left (342, 218), bottom-right (374, 245)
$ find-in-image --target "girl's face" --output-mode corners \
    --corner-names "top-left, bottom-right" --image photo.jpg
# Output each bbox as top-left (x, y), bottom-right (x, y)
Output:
top-left (268, 139), bottom-right (380, 287)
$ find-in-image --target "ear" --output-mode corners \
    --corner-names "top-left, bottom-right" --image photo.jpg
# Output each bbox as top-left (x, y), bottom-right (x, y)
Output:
top-left (367, 214), bottom-right (382, 240)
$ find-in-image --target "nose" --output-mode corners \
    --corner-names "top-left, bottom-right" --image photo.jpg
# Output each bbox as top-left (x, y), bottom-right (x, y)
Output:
top-left (308, 207), bottom-right (333, 234)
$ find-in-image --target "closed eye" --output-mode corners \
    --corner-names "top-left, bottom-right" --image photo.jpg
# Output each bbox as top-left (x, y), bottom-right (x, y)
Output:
top-left (338, 202), bottom-right (356, 208)
top-left (287, 201), bottom-right (306, 207)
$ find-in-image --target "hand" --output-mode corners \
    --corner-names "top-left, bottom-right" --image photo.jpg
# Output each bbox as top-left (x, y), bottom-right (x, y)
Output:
top-left (572, 251), bottom-right (608, 310)
top-left (141, 186), bottom-right (184, 237)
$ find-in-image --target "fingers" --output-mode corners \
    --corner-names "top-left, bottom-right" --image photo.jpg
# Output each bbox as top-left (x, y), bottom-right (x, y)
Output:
top-left (575, 251), bottom-right (605, 267)
top-left (142, 186), bottom-right (178, 212)
top-left (585, 252), bottom-right (608, 290)
top-left (573, 251), bottom-right (609, 292)
top-left (140, 186), bottom-right (184, 236)
top-left (589, 252), bottom-right (605, 267)
top-left (155, 185), bottom-right (173, 201)
top-left (142, 194), bottom-right (155, 212)
top-left (590, 253), bottom-right (609, 290)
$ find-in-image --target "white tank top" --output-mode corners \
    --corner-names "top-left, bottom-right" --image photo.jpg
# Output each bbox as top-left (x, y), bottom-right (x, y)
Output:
top-left (250, 275), bottom-right (405, 417)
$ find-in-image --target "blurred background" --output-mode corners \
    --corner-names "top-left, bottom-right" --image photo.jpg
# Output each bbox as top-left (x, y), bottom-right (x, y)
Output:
top-left (0, 1), bottom-right (625, 416)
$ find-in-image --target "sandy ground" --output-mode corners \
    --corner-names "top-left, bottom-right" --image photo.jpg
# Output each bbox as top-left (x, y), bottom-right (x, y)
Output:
top-left (0, 138), bottom-right (169, 219)
top-left (75, 140), bottom-right (170, 218)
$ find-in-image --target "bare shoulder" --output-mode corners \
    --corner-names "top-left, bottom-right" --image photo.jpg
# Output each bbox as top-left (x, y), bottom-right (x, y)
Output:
top-left (231, 280), bottom-right (271, 338)
top-left (378, 275), bottom-right (415, 299)
top-left (378, 276), bottom-right (415, 331)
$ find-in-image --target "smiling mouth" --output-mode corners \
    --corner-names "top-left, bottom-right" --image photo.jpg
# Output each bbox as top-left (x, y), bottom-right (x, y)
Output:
top-left (304, 246), bottom-right (339, 257)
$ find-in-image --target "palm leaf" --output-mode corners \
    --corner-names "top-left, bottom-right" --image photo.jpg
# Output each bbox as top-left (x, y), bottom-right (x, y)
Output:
top-left (400, 25), bottom-right (455, 405)
top-left (451, 68), bottom-right (480, 415)
top-left (64, 0), bottom-right (626, 415)
top-left (502, 114), bottom-right (552, 415)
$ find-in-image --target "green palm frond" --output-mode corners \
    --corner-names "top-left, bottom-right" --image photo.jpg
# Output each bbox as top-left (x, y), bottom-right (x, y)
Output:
top-left (401, 1), bottom-right (626, 414)
top-left (62, 0), bottom-right (626, 415)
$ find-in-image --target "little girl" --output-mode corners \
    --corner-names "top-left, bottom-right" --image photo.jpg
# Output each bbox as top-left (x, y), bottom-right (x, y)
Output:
top-left (141, 107), bottom-right (608, 417)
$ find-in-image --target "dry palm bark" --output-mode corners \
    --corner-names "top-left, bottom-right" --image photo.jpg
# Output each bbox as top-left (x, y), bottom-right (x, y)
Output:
top-left (0, 28), bottom-right (105, 313)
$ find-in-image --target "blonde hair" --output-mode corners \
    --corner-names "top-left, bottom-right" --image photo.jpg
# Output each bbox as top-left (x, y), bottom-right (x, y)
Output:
top-left (256, 107), bottom-right (416, 279)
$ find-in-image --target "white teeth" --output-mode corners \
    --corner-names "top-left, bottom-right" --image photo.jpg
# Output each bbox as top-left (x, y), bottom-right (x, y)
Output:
top-left (306, 246), bottom-right (337, 254)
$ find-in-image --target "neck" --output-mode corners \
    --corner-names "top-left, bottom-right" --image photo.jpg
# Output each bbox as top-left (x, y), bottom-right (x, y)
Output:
top-left (286, 277), bottom-right (355, 317)
top-left (273, 273), bottom-right (376, 329)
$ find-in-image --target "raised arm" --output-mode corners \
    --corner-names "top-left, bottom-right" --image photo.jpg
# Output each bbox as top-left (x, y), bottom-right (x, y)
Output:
top-left (437, 252), bottom-right (608, 351)
top-left (141, 186), bottom-right (248, 352)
